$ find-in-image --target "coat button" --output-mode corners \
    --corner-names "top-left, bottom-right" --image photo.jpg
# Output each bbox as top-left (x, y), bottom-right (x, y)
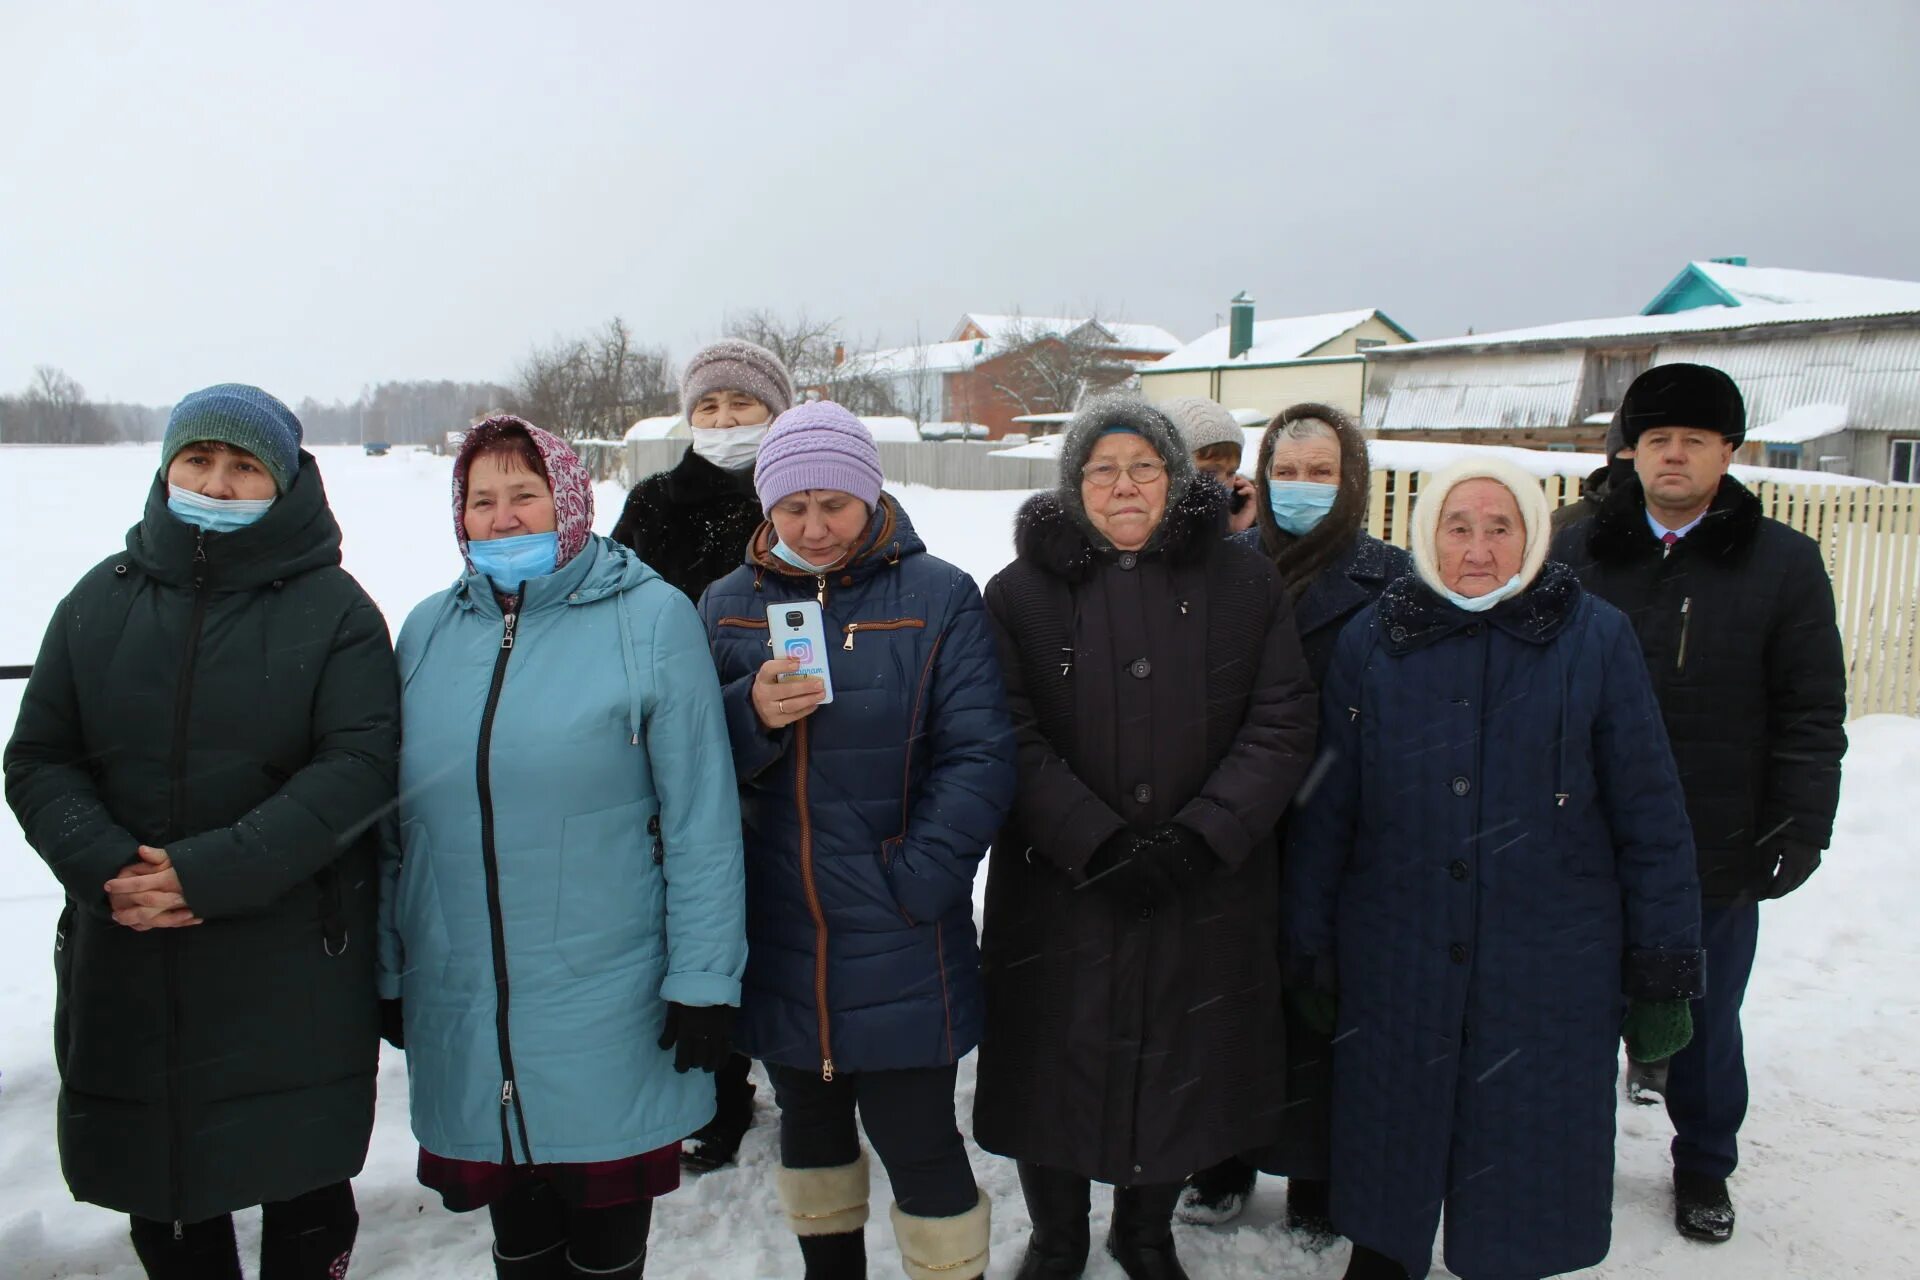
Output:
top-left (1465, 624), bottom-right (1480, 637)
top-left (1130, 658), bottom-right (1152, 679)
top-left (1451, 943), bottom-right (1469, 964)
top-left (1119, 553), bottom-right (1138, 570)
top-left (1450, 859), bottom-right (1469, 881)
top-left (1451, 776), bottom-right (1471, 796)
top-left (1389, 626), bottom-right (1407, 642)
top-left (1134, 783), bottom-right (1153, 804)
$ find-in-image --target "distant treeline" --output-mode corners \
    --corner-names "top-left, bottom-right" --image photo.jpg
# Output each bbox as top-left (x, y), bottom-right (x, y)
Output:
top-left (0, 310), bottom-right (911, 449)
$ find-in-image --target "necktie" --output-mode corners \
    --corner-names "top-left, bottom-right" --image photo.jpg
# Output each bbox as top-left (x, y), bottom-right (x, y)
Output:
top-left (1662, 531), bottom-right (1678, 558)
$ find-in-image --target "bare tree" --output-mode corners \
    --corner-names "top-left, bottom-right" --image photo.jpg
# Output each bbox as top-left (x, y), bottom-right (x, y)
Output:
top-left (0, 366), bottom-right (120, 443)
top-left (512, 317), bottom-right (677, 442)
top-left (985, 313), bottom-right (1135, 418)
top-left (724, 309), bottom-right (900, 417)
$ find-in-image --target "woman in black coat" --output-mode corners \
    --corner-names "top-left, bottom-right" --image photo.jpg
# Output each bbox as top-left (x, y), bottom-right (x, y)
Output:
top-left (1182, 403), bottom-right (1411, 1235)
top-left (5, 386), bottom-right (399, 1280)
top-left (973, 395), bottom-right (1319, 1280)
top-left (607, 337), bottom-right (794, 1172)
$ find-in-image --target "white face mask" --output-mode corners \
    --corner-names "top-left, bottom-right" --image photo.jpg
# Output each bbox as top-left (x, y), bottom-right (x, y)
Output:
top-left (1441, 573), bottom-right (1525, 613)
top-left (691, 424), bottom-right (769, 471)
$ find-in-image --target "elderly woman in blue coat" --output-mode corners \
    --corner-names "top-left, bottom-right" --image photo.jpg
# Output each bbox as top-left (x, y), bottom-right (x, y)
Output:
top-left (701, 402), bottom-right (1015, 1280)
top-left (380, 417), bottom-right (746, 1280)
top-left (1285, 457), bottom-right (1706, 1280)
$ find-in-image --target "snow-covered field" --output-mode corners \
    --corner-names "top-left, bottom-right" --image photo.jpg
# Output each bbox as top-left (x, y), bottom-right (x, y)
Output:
top-left (2, 445), bottom-right (1914, 1277)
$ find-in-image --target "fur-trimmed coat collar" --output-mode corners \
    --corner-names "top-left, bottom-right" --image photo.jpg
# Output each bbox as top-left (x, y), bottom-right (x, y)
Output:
top-left (1377, 560), bottom-right (1582, 654)
top-left (1585, 474), bottom-right (1762, 564)
top-left (1014, 479), bottom-right (1228, 583)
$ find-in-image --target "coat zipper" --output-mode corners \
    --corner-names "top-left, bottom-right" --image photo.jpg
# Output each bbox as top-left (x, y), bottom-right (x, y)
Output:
top-left (476, 607), bottom-right (534, 1165)
top-left (841, 618), bottom-right (927, 651)
top-left (793, 717), bottom-right (835, 1080)
top-left (1675, 597), bottom-right (1693, 674)
top-left (164, 530), bottom-right (212, 1236)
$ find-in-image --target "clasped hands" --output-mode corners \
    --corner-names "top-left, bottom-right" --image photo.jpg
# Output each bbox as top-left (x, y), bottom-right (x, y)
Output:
top-left (104, 845), bottom-right (201, 931)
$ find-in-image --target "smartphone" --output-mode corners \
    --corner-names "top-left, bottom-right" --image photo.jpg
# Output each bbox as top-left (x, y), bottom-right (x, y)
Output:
top-left (767, 600), bottom-right (835, 705)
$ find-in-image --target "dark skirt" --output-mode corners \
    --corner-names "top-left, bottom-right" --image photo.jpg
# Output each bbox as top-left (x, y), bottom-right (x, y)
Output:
top-left (418, 1144), bottom-right (681, 1212)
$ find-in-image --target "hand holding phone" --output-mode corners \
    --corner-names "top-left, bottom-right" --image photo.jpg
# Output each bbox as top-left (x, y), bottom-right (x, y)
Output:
top-left (755, 601), bottom-right (835, 730)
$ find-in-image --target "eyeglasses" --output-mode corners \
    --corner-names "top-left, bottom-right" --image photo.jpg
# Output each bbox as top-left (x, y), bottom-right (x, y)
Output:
top-left (1081, 460), bottom-right (1168, 488)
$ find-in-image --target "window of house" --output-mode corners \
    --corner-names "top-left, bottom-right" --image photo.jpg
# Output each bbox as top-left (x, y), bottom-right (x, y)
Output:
top-left (1892, 439), bottom-right (1920, 483)
top-left (1355, 338), bottom-right (1386, 351)
top-left (1765, 444), bottom-right (1804, 471)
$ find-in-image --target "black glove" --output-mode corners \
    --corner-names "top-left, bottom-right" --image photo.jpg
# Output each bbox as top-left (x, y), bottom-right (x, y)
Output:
top-left (1140, 823), bottom-right (1217, 893)
top-left (1082, 830), bottom-right (1157, 908)
top-left (379, 998), bottom-right (405, 1051)
top-left (658, 1002), bottom-right (735, 1074)
top-left (1763, 839), bottom-right (1822, 899)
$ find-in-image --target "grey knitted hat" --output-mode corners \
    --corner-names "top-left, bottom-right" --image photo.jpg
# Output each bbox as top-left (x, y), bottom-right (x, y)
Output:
top-left (1056, 394), bottom-right (1195, 532)
top-left (1159, 395), bottom-right (1244, 455)
top-left (680, 339), bottom-right (796, 420)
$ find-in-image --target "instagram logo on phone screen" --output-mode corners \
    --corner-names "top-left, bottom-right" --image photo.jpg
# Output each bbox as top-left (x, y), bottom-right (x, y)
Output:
top-left (783, 638), bottom-right (814, 664)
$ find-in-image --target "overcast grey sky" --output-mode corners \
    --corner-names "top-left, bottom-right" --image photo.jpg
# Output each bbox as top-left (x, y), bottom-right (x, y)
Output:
top-left (5, 0), bottom-right (1917, 406)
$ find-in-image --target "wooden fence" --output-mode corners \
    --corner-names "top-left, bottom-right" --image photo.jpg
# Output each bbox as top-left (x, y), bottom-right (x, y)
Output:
top-left (1363, 470), bottom-right (1920, 718)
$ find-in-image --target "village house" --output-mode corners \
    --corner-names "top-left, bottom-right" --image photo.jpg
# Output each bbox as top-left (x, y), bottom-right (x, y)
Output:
top-left (1362, 259), bottom-right (1920, 482)
top-left (859, 313), bottom-right (1183, 439)
top-left (1137, 293), bottom-right (1413, 421)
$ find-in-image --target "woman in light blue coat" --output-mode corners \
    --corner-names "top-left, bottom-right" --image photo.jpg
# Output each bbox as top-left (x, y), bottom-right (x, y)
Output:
top-left (379, 417), bottom-right (746, 1280)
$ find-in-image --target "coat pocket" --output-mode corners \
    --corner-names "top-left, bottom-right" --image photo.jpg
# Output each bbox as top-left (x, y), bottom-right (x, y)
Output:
top-left (555, 797), bottom-right (664, 977)
top-left (840, 618), bottom-right (926, 651)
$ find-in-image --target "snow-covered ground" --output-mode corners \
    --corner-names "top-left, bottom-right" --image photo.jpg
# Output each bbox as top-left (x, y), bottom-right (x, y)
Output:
top-left (2, 445), bottom-right (1914, 1277)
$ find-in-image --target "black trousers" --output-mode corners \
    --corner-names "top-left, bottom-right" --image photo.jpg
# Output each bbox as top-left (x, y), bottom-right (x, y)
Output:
top-left (489, 1179), bottom-right (652, 1271)
top-left (130, 1180), bottom-right (357, 1279)
top-left (766, 1062), bottom-right (977, 1218)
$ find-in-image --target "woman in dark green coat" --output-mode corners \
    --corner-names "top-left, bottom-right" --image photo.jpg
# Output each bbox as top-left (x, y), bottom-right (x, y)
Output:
top-left (4, 385), bottom-right (400, 1280)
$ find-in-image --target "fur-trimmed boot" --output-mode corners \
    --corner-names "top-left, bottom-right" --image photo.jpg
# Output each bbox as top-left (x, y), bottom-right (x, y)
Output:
top-left (891, 1192), bottom-right (991, 1280)
top-left (777, 1154), bottom-right (871, 1279)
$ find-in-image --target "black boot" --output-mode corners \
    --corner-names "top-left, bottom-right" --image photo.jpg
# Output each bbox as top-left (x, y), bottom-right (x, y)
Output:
top-left (129, 1215), bottom-right (243, 1280)
top-left (493, 1241), bottom-right (568, 1280)
top-left (566, 1198), bottom-right (652, 1279)
top-left (683, 1053), bottom-right (757, 1172)
top-left (1174, 1157), bottom-right (1254, 1226)
top-left (797, 1229), bottom-right (867, 1279)
top-left (1343, 1243), bottom-right (1410, 1279)
top-left (1013, 1162), bottom-right (1090, 1279)
top-left (1674, 1170), bottom-right (1736, 1243)
top-left (260, 1181), bottom-right (360, 1279)
top-left (1105, 1183), bottom-right (1187, 1280)
top-left (1626, 1056), bottom-right (1672, 1105)
top-left (1285, 1176), bottom-right (1337, 1243)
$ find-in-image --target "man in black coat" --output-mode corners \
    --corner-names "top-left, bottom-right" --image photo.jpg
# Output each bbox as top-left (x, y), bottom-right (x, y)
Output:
top-left (1550, 363), bottom-right (1847, 1246)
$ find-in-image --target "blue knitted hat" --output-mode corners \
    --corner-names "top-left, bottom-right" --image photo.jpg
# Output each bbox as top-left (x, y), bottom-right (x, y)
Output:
top-left (162, 384), bottom-right (303, 493)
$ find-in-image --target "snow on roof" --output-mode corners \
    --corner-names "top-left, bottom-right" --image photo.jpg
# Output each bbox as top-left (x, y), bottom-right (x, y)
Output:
top-left (949, 314), bottom-right (1183, 354)
top-left (624, 415), bottom-right (686, 441)
top-left (860, 339), bottom-right (987, 377)
top-left (1747, 403), bottom-right (1849, 445)
top-left (1099, 321), bottom-right (1184, 354)
top-left (1377, 298), bottom-right (1920, 355)
top-left (1148, 310), bottom-right (1381, 372)
top-left (1684, 262), bottom-right (1920, 311)
top-left (860, 416), bottom-right (924, 443)
top-left (916, 421), bottom-right (991, 440)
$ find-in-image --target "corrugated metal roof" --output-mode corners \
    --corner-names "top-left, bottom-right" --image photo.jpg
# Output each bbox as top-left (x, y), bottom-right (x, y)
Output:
top-left (1152, 310), bottom-right (1380, 372)
top-left (1651, 327), bottom-right (1920, 434)
top-left (1363, 350), bottom-right (1585, 432)
top-left (1376, 301), bottom-right (1920, 355)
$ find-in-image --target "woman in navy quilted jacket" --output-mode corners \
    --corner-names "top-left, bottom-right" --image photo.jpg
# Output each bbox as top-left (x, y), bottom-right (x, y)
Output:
top-left (1285, 457), bottom-right (1706, 1280)
top-left (700, 402), bottom-right (1015, 1280)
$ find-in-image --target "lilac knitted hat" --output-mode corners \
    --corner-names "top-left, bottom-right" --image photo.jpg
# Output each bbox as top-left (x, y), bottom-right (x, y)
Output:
top-left (754, 401), bottom-right (885, 513)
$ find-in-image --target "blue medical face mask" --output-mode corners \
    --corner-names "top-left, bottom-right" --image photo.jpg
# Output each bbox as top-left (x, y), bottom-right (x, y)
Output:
top-left (1440, 573), bottom-right (1525, 613)
top-left (166, 484), bottom-right (273, 534)
top-left (1266, 480), bottom-right (1338, 536)
top-left (772, 539), bottom-right (836, 572)
top-left (467, 530), bottom-right (559, 593)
